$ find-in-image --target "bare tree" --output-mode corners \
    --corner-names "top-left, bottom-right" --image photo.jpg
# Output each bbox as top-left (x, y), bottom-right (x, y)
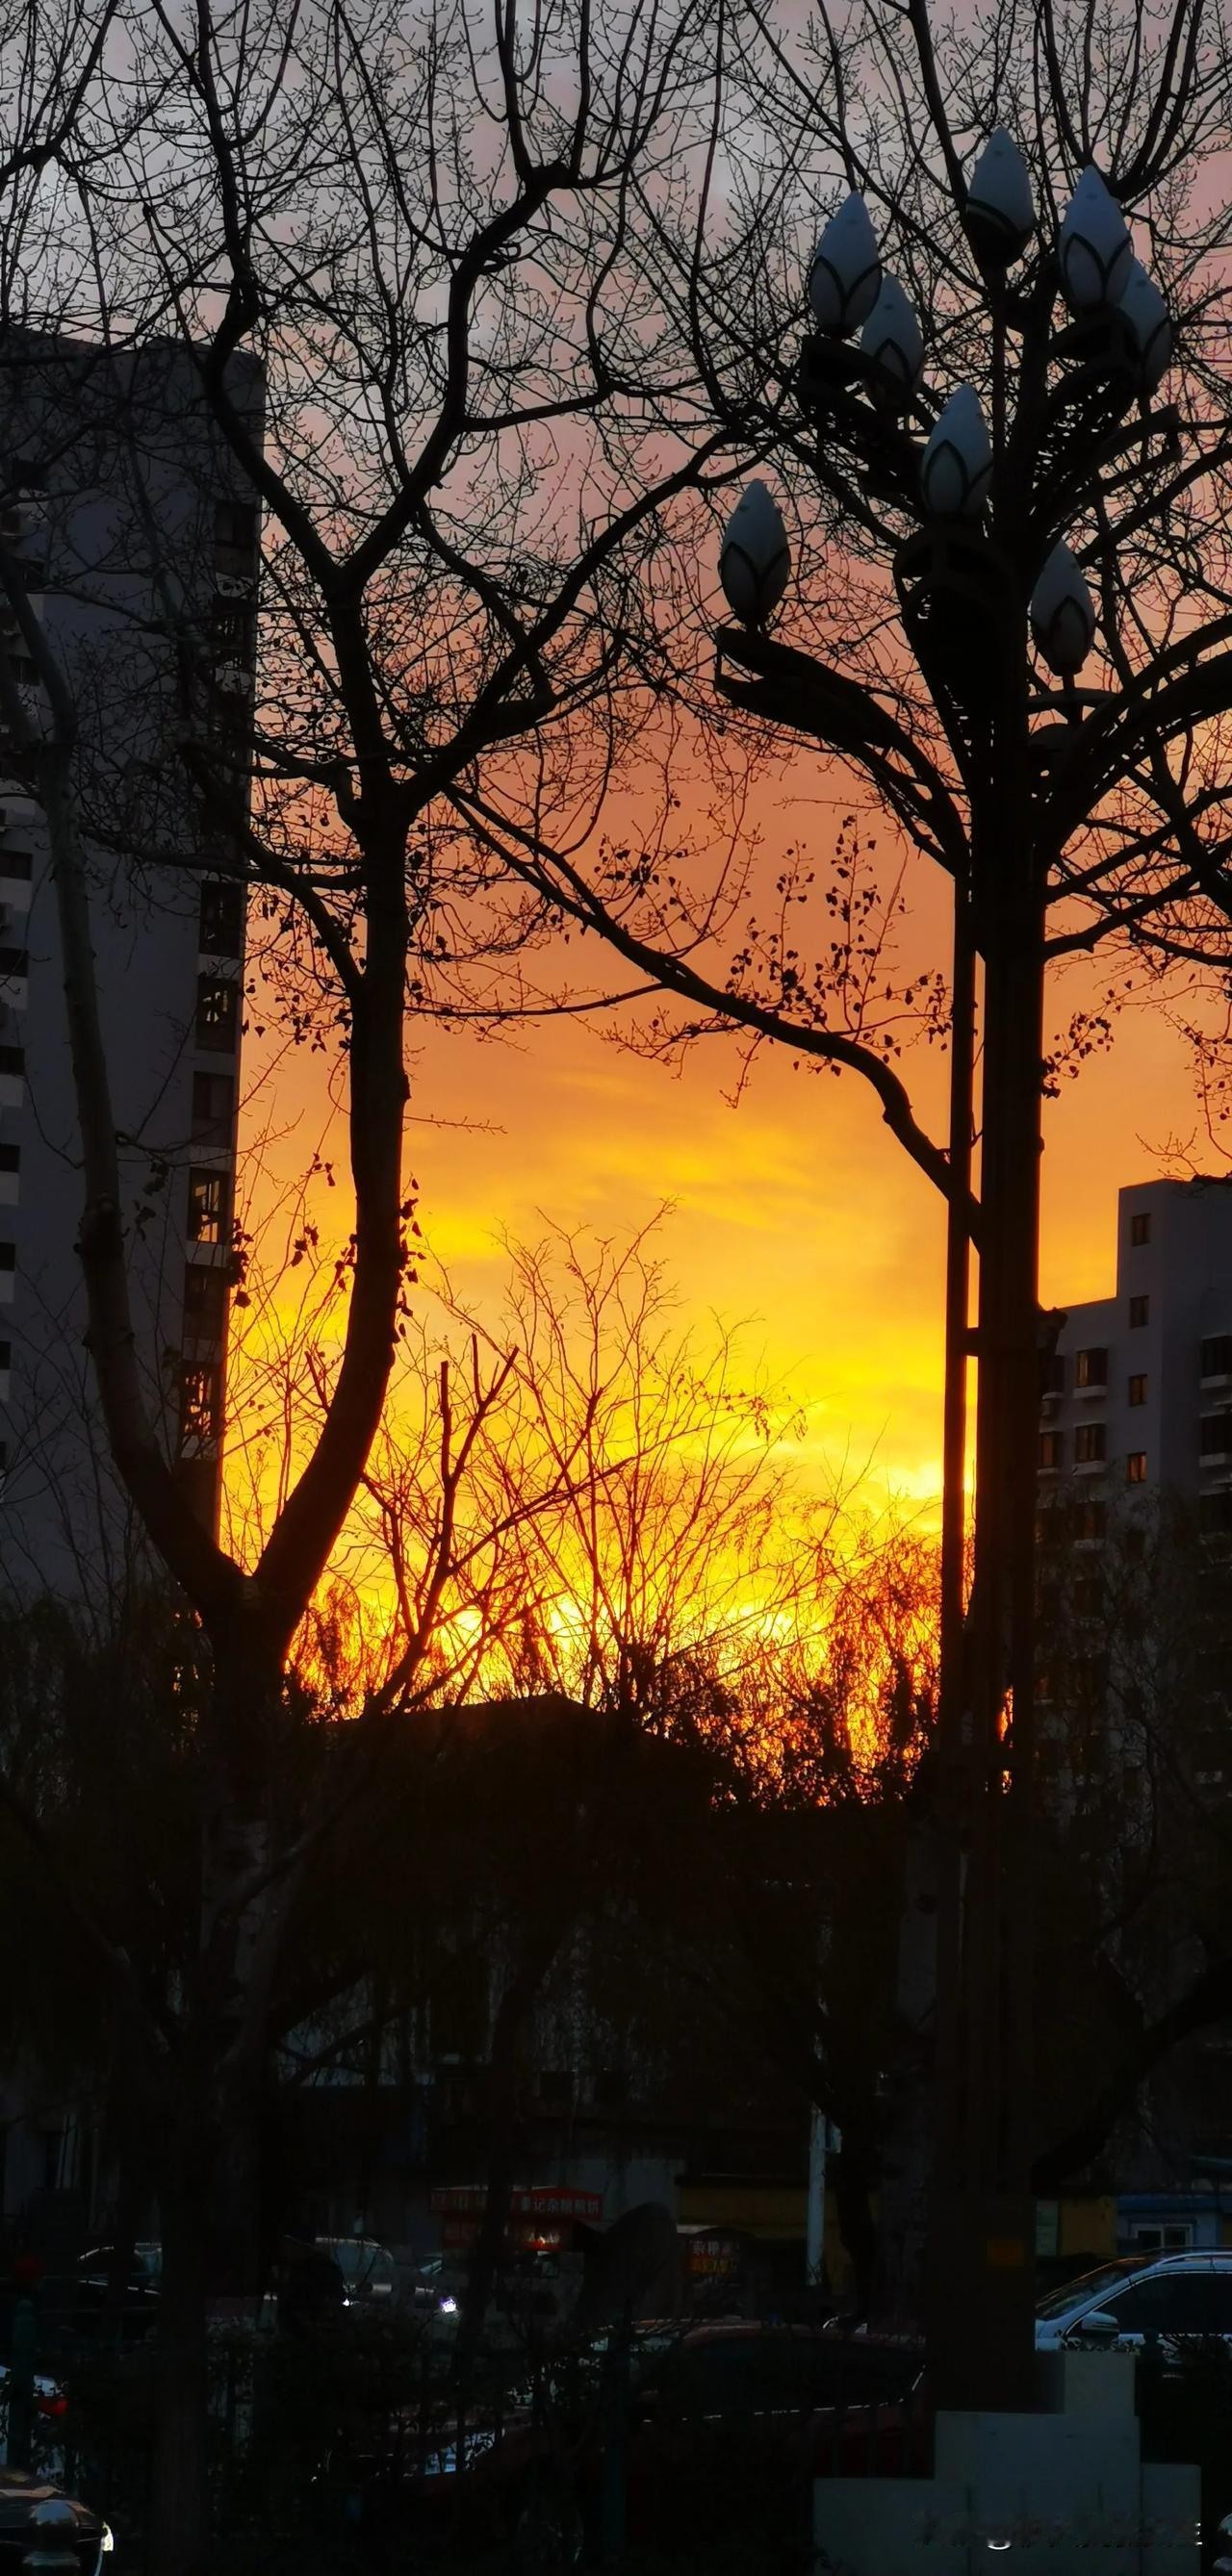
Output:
top-left (0, 0), bottom-right (810, 2552)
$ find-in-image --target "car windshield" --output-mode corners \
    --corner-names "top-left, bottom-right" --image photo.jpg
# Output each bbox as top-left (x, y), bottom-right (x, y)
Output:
top-left (1037, 2260), bottom-right (1139, 2319)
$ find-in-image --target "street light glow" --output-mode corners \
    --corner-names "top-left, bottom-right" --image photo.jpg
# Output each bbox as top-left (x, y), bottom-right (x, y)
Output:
top-left (1058, 166), bottom-right (1133, 315)
top-left (919, 386), bottom-right (993, 519)
top-left (718, 480), bottom-right (791, 628)
top-left (807, 192), bottom-right (883, 337)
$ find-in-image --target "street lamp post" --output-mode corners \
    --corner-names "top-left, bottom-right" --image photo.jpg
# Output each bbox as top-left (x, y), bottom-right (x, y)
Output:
top-left (716, 141), bottom-right (1170, 2410)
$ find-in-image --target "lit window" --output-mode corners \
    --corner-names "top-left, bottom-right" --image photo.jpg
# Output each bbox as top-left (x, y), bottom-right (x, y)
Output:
top-left (1075, 1347), bottom-right (1108, 1389)
top-left (1039, 1431), bottom-right (1062, 1470)
top-left (1129, 1294), bottom-right (1149, 1329)
top-left (1130, 1211), bottom-right (1151, 1247)
top-left (1126, 1451), bottom-right (1148, 1484)
top-left (195, 975), bottom-right (239, 1054)
top-left (1075, 1422), bottom-right (1106, 1465)
top-left (187, 1168), bottom-right (226, 1246)
top-left (1077, 1500), bottom-right (1106, 1543)
top-left (1128, 1374), bottom-right (1146, 1407)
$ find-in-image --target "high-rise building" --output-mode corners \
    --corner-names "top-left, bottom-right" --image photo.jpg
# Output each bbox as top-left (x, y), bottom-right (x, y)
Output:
top-left (1040, 1177), bottom-right (1232, 1530)
top-left (0, 338), bottom-right (261, 1601)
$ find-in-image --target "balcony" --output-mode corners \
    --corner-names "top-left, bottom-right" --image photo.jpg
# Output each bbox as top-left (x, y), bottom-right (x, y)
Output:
top-left (1073, 1347), bottom-right (1109, 1398)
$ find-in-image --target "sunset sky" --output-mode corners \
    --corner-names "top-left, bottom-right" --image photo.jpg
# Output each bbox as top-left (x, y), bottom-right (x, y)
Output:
top-left (238, 762), bottom-right (1217, 1539)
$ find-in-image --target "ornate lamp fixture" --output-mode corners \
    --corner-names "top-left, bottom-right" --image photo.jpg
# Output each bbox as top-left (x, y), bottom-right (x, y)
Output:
top-left (1029, 541), bottom-right (1096, 675)
top-left (920, 387), bottom-right (993, 519)
top-left (963, 128), bottom-right (1036, 268)
top-left (1118, 258), bottom-right (1172, 393)
top-left (808, 193), bottom-right (883, 337)
top-left (1058, 167), bottom-right (1133, 315)
top-left (860, 276), bottom-right (925, 410)
top-left (718, 480), bottom-right (791, 627)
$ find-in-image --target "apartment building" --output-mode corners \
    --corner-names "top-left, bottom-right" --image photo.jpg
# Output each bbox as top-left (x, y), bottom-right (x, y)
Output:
top-left (0, 337), bottom-right (261, 1600)
top-left (1039, 1177), bottom-right (1232, 1530)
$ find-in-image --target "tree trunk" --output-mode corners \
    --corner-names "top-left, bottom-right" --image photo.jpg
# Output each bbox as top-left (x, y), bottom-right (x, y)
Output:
top-left (149, 2171), bottom-right (213, 2576)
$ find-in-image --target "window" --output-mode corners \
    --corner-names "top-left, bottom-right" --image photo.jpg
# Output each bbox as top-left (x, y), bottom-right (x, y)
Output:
top-left (179, 1361), bottom-right (221, 1452)
top-left (1041, 1353), bottom-right (1065, 1395)
top-left (1075, 1346), bottom-right (1108, 1389)
top-left (0, 1143), bottom-right (16, 1173)
top-left (0, 947), bottom-right (28, 979)
top-left (0, 1244), bottom-right (13, 1269)
top-left (1039, 1430), bottom-right (1063, 1470)
top-left (214, 497), bottom-right (258, 554)
top-left (0, 850), bottom-right (31, 880)
top-left (1101, 2273), bottom-right (1213, 2335)
top-left (210, 598), bottom-right (254, 666)
top-left (1202, 1336), bottom-right (1232, 1379)
top-left (0, 1045), bottom-right (22, 1077)
top-left (191, 1069), bottom-right (234, 1145)
top-left (1076, 1499), bottom-right (1107, 1543)
top-left (187, 1168), bottom-right (227, 1246)
top-left (1075, 1422), bottom-right (1106, 1464)
top-left (1130, 1211), bottom-right (1152, 1247)
top-left (1128, 1374), bottom-right (1147, 1407)
top-left (195, 974), bottom-right (238, 1054)
top-left (183, 1263), bottom-right (227, 1339)
top-left (0, 1340), bottom-right (10, 1368)
top-left (1073, 1572), bottom-right (1103, 1619)
top-left (1126, 1451), bottom-right (1148, 1485)
top-left (198, 880), bottom-right (243, 958)
top-left (1129, 1295), bottom-right (1150, 1328)
top-left (1201, 1491), bottom-right (1232, 1538)
top-left (1199, 1414), bottom-right (1232, 1458)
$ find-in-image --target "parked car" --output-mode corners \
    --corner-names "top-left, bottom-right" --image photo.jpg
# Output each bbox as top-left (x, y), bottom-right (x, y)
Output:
top-left (0, 2464), bottom-right (111, 2569)
top-left (312, 2320), bottom-right (926, 2560)
top-left (1036, 2250), bottom-right (1232, 2348)
top-left (316, 2237), bottom-right (397, 2306)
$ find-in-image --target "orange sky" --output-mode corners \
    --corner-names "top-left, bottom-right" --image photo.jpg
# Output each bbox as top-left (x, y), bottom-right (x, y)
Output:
top-left (236, 765), bottom-right (1214, 1537)
top-left (406, 948), bottom-right (1197, 1514)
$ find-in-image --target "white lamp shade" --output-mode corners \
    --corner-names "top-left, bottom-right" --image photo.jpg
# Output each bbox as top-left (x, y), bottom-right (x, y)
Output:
top-left (919, 387), bottom-right (992, 519)
top-left (1030, 541), bottom-right (1096, 675)
top-left (1118, 258), bottom-right (1172, 393)
top-left (966, 128), bottom-right (1036, 262)
top-left (1059, 167), bottom-right (1133, 315)
top-left (808, 193), bottom-right (883, 336)
top-left (718, 481), bottom-right (791, 627)
top-left (860, 275), bottom-right (924, 406)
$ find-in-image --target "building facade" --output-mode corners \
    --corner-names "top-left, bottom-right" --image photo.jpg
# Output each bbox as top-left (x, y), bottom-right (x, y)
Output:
top-left (0, 338), bottom-right (260, 1599)
top-left (1040, 1176), bottom-right (1232, 1531)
